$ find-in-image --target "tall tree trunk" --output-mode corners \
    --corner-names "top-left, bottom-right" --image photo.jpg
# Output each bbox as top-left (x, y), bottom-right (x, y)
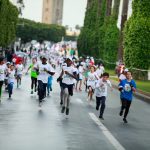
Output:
top-left (106, 0), bottom-right (112, 16)
top-left (97, 0), bottom-right (103, 16)
top-left (118, 0), bottom-right (129, 62)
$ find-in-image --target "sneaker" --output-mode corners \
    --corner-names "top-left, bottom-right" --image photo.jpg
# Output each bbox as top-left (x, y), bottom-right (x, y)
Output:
top-left (60, 100), bottom-right (63, 105)
top-left (66, 108), bottom-right (69, 115)
top-left (96, 106), bottom-right (99, 111)
top-left (119, 110), bottom-right (123, 116)
top-left (99, 116), bottom-right (104, 120)
top-left (123, 118), bottom-right (128, 123)
top-left (61, 107), bottom-right (65, 113)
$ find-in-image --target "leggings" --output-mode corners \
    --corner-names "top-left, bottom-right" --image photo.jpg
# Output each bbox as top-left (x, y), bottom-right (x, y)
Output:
top-left (121, 99), bottom-right (132, 119)
top-left (0, 81), bottom-right (3, 98)
top-left (31, 77), bottom-right (37, 91)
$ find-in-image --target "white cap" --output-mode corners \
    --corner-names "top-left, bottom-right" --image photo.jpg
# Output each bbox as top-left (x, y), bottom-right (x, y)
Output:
top-left (124, 68), bottom-right (129, 72)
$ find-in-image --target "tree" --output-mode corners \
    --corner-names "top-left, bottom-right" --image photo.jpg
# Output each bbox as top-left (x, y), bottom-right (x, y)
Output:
top-left (118, 0), bottom-right (129, 61)
top-left (16, 18), bottom-right (66, 43)
top-left (75, 25), bottom-right (81, 30)
top-left (0, 0), bottom-right (19, 47)
top-left (124, 0), bottom-right (150, 80)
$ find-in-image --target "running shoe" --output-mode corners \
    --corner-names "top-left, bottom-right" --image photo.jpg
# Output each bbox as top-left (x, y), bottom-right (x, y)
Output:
top-left (123, 118), bottom-right (128, 123)
top-left (61, 106), bottom-right (65, 113)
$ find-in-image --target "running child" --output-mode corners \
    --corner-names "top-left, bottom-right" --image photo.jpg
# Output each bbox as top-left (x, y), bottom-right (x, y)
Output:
top-left (60, 58), bottom-right (77, 115)
top-left (118, 71), bottom-right (136, 123)
top-left (87, 65), bottom-right (99, 102)
top-left (26, 58), bottom-right (38, 94)
top-left (16, 60), bottom-right (24, 88)
top-left (95, 73), bottom-right (112, 120)
top-left (7, 64), bottom-right (15, 99)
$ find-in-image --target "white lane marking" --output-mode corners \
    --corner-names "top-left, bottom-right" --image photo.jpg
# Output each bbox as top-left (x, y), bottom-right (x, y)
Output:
top-left (76, 98), bottom-right (83, 104)
top-left (89, 113), bottom-right (125, 150)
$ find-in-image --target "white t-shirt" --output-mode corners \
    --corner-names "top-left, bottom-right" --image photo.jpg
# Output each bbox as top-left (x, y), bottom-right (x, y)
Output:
top-left (8, 70), bottom-right (15, 83)
top-left (87, 72), bottom-right (98, 89)
top-left (119, 74), bottom-right (126, 81)
top-left (0, 64), bottom-right (6, 81)
top-left (38, 63), bottom-right (54, 83)
top-left (16, 64), bottom-right (23, 75)
top-left (62, 66), bottom-right (76, 85)
top-left (78, 66), bottom-right (83, 80)
top-left (96, 68), bottom-right (102, 77)
top-left (95, 79), bottom-right (112, 97)
top-left (100, 66), bottom-right (105, 74)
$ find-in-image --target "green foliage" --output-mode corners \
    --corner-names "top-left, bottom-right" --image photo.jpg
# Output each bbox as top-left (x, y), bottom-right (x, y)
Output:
top-left (0, 0), bottom-right (19, 47)
top-left (78, 0), bottom-right (120, 67)
top-left (16, 18), bottom-right (66, 43)
top-left (124, 0), bottom-right (150, 80)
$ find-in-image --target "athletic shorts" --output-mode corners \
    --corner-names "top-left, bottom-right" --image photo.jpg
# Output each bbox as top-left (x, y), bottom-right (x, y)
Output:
top-left (61, 83), bottom-right (74, 96)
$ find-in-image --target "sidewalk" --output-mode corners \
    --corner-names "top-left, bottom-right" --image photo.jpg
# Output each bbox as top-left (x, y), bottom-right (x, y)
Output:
top-left (110, 79), bottom-right (150, 103)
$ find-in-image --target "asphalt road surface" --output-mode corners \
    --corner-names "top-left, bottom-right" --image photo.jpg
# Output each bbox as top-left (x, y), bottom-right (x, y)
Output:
top-left (0, 73), bottom-right (150, 150)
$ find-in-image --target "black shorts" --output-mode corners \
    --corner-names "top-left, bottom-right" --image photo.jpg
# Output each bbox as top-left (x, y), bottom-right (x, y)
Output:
top-left (62, 83), bottom-right (74, 96)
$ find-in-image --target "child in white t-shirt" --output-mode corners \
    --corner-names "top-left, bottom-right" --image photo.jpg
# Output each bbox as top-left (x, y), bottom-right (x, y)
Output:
top-left (16, 60), bottom-right (24, 88)
top-left (8, 64), bottom-right (15, 99)
top-left (95, 72), bottom-right (112, 120)
top-left (87, 66), bottom-right (99, 101)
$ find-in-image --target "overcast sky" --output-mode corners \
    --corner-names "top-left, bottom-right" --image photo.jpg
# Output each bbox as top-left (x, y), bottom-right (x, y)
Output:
top-left (21, 0), bottom-right (87, 28)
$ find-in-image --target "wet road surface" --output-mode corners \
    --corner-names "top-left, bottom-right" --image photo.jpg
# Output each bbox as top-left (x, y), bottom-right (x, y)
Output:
top-left (0, 74), bottom-right (150, 150)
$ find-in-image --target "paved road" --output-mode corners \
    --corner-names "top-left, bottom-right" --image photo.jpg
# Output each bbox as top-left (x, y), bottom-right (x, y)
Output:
top-left (0, 73), bottom-right (150, 150)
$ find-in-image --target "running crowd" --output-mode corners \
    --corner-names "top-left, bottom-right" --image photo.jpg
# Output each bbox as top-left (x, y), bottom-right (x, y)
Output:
top-left (0, 49), bottom-right (136, 124)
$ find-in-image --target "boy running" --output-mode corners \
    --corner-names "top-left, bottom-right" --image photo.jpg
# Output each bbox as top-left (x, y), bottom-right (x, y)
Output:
top-left (7, 64), bottom-right (15, 99)
top-left (95, 73), bottom-right (112, 120)
top-left (119, 71), bottom-right (136, 123)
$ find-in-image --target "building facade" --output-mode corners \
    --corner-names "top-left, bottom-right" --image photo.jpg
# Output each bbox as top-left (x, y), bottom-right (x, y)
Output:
top-left (42, 0), bottom-right (64, 25)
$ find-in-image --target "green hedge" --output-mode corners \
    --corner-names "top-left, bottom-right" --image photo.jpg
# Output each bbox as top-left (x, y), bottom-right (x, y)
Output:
top-left (124, 0), bottom-right (150, 80)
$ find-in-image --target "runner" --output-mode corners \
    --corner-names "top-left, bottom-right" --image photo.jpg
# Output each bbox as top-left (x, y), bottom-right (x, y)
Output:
top-left (16, 60), bottom-right (24, 88)
top-left (87, 65), bottom-right (99, 102)
top-left (47, 75), bottom-right (53, 96)
top-left (0, 57), bottom-right (6, 102)
top-left (4, 62), bottom-right (11, 91)
top-left (7, 64), bottom-right (15, 99)
top-left (118, 71), bottom-right (136, 123)
top-left (95, 72), bottom-right (112, 120)
top-left (36, 55), bottom-right (55, 107)
top-left (26, 58), bottom-right (38, 94)
top-left (57, 62), bottom-right (67, 105)
top-left (76, 62), bottom-right (84, 91)
top-left (60, 57), bottom-right (77, 115)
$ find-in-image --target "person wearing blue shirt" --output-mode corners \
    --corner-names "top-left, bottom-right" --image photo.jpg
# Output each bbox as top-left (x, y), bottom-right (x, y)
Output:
top-left (118, 71), bottom-right (136, 123)
top-left (47, 76), bottom-right (53, 96)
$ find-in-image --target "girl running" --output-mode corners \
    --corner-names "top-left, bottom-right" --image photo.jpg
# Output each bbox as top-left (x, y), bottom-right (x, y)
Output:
top-left (26, 58), bottom-right (38, 94)
top-left (16, 60), bottom-right (24, 88)
top-left (87, 66), bottom-right (99, 102)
